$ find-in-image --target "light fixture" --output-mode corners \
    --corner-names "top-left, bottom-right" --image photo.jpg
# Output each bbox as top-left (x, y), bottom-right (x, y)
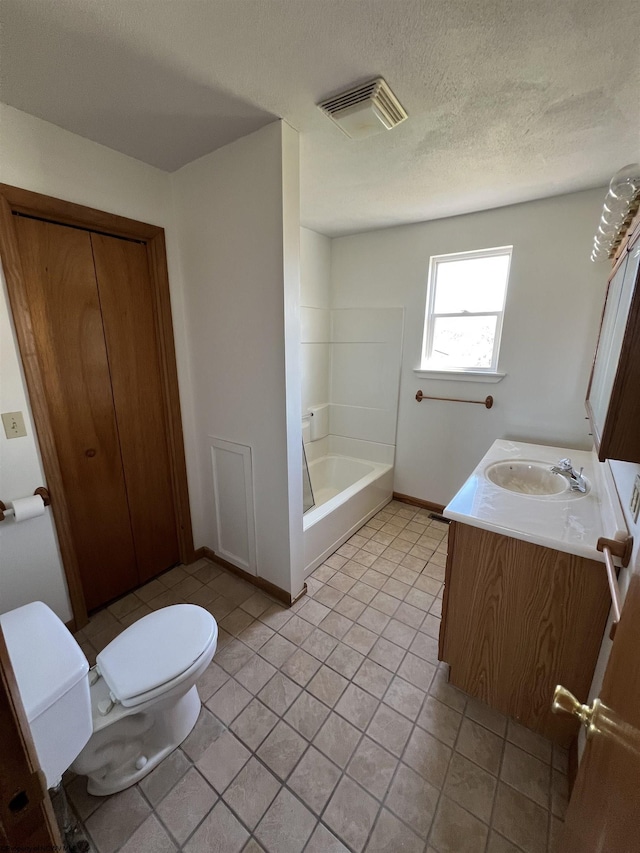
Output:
top-left (591, 164), bottom-right (640, 262)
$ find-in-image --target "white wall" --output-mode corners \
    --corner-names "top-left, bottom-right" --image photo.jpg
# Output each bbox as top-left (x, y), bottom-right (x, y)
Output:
top-left (331, 189), bottom-right (607, 505)
top-left (0, 104), bottom-right (197, 622)
top-left (171, 122), bottom-right (304, 597)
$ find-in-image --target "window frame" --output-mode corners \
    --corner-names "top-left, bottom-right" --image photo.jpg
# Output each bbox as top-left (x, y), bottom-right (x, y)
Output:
top-left (421, 245), bottom-right (513, 374)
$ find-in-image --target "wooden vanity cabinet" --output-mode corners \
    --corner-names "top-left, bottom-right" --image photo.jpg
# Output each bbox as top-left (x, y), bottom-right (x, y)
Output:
top-left (586, 218), bottom-right (640, 463)
top-left (439, 521), bottom-right (611, 746)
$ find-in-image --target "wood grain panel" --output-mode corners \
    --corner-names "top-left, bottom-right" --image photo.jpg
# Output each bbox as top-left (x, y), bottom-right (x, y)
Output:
top-left (14, 216), bottom-right (138, 610)
top-left (441, 522), bottom-right (611, 745)
top-left (91, 233), bottom-right (180, 583)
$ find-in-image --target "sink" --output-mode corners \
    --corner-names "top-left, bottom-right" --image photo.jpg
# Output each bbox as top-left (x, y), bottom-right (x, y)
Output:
top-left (485, 461), bottom-right (573, 496)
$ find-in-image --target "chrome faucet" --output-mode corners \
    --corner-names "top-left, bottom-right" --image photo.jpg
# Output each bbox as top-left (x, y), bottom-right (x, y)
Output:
top-left (550, 458), bottom-right (587, 493)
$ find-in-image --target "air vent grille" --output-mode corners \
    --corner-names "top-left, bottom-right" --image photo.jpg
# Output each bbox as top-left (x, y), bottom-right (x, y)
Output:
top-left (318, 78), bottom-right (407, 138)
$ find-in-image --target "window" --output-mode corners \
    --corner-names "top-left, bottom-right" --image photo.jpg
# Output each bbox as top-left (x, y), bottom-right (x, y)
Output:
top-left (420, 246), bottom-right (512, 374)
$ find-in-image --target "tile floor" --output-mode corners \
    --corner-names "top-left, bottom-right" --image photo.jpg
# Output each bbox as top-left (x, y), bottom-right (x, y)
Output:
top-left (67, 499), bottom-right (568, 853)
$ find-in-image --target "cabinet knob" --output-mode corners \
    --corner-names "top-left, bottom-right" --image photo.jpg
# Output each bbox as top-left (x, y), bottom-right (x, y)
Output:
top-left (85, 448), bottom-right (96, 458)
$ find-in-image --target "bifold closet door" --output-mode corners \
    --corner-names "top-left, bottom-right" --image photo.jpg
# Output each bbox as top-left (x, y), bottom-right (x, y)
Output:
top-left (14, 217), bottom-right (138, 609)
top-left (90, 234), bottom-right (179, 584)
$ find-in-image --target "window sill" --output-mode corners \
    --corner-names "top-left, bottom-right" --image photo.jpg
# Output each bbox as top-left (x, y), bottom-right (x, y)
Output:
top-left (413, 368), bottom-right (506, 384)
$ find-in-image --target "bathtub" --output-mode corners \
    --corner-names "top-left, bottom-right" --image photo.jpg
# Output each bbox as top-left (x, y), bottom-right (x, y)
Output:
top-left (303, 454), bottom-right (393, 576)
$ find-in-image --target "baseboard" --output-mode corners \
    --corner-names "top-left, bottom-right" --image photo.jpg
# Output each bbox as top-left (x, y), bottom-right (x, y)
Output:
top-left (393, 492), bottom-right (445, 514)
top-left (192, 546), bottom-right (305, 607)
top-left (65, 618), bottom-right (77, 634)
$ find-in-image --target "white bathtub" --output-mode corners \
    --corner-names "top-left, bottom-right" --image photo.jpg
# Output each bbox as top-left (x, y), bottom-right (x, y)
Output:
top-left (303, 454), bottom-right (393, 576)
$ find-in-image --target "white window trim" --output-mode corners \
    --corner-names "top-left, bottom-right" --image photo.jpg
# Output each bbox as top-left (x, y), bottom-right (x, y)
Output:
top-left (420, 245), bottom-right (512, 376)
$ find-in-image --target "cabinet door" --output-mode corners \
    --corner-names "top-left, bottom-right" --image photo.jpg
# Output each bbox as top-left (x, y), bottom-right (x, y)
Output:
top-left (587, 240), bottom-right (640, 461)
top-left (91, 234), bottom-right (180, 584)
top-left (14, 217), bottom-right (138, 610)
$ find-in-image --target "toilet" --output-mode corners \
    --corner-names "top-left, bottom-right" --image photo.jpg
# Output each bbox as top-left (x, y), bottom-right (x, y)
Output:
top-left (1, 600), bottom-right (218, 796)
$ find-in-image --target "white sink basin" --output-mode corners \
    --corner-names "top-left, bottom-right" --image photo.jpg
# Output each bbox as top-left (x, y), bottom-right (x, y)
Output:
top-left (485, 461), bottom-right (575, 496)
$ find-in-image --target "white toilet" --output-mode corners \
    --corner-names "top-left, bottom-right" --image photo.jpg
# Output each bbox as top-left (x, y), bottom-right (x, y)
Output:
top-left (1, 600), bottom-right (218, 796)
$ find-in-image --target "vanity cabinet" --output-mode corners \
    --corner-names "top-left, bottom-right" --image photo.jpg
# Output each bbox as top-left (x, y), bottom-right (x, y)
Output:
top-left (439, 521), bottom-right (611, 746)
top-left (586, 220), bottom-right (640, 463)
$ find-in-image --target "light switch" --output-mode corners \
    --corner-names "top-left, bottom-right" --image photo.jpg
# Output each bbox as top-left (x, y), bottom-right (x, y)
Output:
top-left (1, 411), bottom-right (27, 439)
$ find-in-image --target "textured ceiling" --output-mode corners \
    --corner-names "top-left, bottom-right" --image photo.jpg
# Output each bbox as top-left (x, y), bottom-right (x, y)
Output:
top-left (1, 0), bottom-right (639, 236)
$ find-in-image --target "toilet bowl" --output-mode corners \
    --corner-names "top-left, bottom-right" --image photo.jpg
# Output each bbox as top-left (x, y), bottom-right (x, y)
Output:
top-left (1, 601), bottom-right (218, 796)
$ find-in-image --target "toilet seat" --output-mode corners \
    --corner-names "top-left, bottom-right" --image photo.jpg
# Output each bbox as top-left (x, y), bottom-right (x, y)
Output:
top-left (96, 604), bottom-right (217, 708)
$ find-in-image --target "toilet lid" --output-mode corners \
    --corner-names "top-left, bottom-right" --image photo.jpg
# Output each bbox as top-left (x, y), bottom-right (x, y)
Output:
top-left (96, 604), bottom-right (216, 703)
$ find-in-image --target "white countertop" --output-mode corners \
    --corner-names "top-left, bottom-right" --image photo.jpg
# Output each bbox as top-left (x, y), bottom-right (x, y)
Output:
top-left (444, 439), bottom-right (628, 562)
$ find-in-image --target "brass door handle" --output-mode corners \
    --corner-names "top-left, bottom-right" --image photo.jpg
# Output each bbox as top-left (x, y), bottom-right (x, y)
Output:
top-left (552, 685), bottom-right (601, 739)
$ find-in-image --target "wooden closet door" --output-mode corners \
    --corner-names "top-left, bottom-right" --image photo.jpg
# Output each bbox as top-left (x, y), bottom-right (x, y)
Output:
top-left (90, 234), bottom-right (179, 583)
top-left (14, 217), bottom-right (138, 610)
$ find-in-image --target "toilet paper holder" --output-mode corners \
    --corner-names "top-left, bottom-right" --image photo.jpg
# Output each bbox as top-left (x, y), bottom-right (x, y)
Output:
top-left (0, 487), bottom-right (50, 522)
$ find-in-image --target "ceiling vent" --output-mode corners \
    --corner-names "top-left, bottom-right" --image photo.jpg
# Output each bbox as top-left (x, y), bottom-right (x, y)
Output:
top-left (318, 78), bottom-right (408, 139)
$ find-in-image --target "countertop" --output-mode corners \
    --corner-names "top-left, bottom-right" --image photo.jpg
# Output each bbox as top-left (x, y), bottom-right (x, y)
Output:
top-left (444, 439), bottom-right (628, 562)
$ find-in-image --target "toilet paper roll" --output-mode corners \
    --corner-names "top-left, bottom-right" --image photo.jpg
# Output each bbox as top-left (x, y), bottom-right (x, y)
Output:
top-left (11, 494), bottom-right (46, 522)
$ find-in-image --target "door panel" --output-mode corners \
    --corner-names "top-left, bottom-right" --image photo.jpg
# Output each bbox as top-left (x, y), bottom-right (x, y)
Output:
top-left (561, 571), bottom-right (640, 850)
top-left (91, 234), bottom-right (179, 582)
top-left (14, 216), bottom-right (138, 609)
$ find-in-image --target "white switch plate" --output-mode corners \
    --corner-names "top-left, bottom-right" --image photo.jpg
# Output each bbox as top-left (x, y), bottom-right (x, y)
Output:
top-left (631, 474), bottom-right (640, 524)
top-left (1, 411), bottom-right (27, 439)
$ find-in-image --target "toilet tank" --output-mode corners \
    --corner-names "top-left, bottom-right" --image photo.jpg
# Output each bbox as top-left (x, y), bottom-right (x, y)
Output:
top-left (0, 601), bottom-right (92, 787)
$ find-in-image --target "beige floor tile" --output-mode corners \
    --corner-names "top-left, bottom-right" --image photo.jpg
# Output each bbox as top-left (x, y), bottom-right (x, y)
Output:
top-left (313, 584), bottom-right (344, 608)
top-left (403, 725), bottom-right (451, 787)
top-left (220, 608), bottom-right (255, 637)
top-left (393, 601), bottom-right (425, 629)
top-left (307, 664), bottom-right (349, 706)
top-left (487, 830), bottom-right (523, 852)
top-left (288, 745), bottom-right (341, 814)
top-left (197, 730), bottom-right (251, 794)
top-left (381, 576), bottom-right (411, 601)
top-left (240, 592), bottom-right (273, 618)
top-left (278, 646), bottom-right (321, 686)
top-left (208, 596), bottom-right (236, 622)
top-left (302, 627), bottom-right (339, 661)
top-left (385, 763), bottom-right (438, 838)
top-left (429, 795), bottom-right (489, 853)
top-left (325, 642), bottom-right (365, 678)
top-left (349, 581), bottom-right (378, 604)
top-left (429, 667), bottom-right (467, 713)
top-left (366, 704), bottom-right (412, 757)
top-left (215, 639), bottom-right (255, 675)
top-left (284, 690), bottom-right (330, 739)
top-left (306, 823), bottom-right (350, 853)
top-left (243, 839), bottom-right (268, 853)
top-left (444, 752), bottom-right (497, 823)
top-left (506, 720), bottom-right (553, 764)
top-left (235, 655), bottom-right (277, 694)
top-left (456, 718), bottom-right (504, 776)
top-left (258, 603), bottom-right (293, 631)
top-left (551, 769), bottom-right (568, 818)
top-left (258, 632), bottom-right (297, 667)
top-left (344, 623), bottom-right (378, 655)
top-left (313, 711), bottom-right (362, 768)
top-left (353, 549), bottom-right (379, 567)
top-left (382, 618), bottom-right (417, 649)
top-left (335, 682), bottom-right (379, 730)
top-left (368, 636), bottom-right (406, 672)
top-left (312, 564), bottom-right (337, 582)
top-left (409, 630), bottom-right (439, 664)
top-left (357, 605), bottom-right (391, 634)
top-left (181, 708), bottom-right (226, 762)
top-left (501, 743), bottom-right (551, 808)
top-left (280, 614), bottom-right (315, 645)
top-left (347, 736), bottom-right (398, 800)
top-left (321, 609), bottom-right (356, 637)
top-left (206, 678), bottom-right (252, 724)
top-left (353, 658), bottom-right (394, 698)
top-left (138, 748), bottom-right (191, 806)
top-left (197, 661), bottom-right (230, 701)
top-left (257, 672), bottom-right (302, 715)
top-left (255, 788), bottom-right (316, 853)
top-left (327, 572), bottom-right (358, 593)
top-left (325, 552), bottom-right (348, 570)
top-left (230, 698), bottom-right (279, 750)
top-left (85, 787), bottom-right (151, 853)
top-left (370, 590), bottom-right (401, 616)
top-left (342, 559), bottom-right (369, 579)
top-left (238, 620), bottom-right (275, 651)
top-left (338, 542), bottom-right (360, 559)
top-left (421, 613), bottom-right (442, 639)
top-left (324, 776), bottom-right (379, 853)
top-left (548, 814), bottom-right (564, 853)
top-left (492, 781), bottom-right (549, 853)
top-left (297, 598), bottom-right (332, 625)
top-left (465, 696), bottom-right (508, 737)
top-left (156, 767), bottom-right (216, 844)
top-left (366, 807), bottom-right (424, 853)
top-left (183, 801), bottom-right (249, 853)
top-left (65, 775), bottom-right (103, 821)
top-left (382, 675), bottom-right (425, 721)
top-left (222, 757), bottom-right (281, 830)
top-left (119, 815), bottom-right (176, 853)
top-left (256, 720), bottom-right (307, 780)
top-left (397, 651), bottom-right (436, 691)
